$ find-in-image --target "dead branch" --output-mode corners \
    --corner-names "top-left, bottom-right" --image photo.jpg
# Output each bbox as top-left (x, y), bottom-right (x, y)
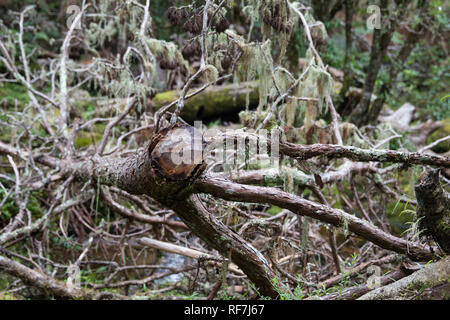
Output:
top-left (194, 176), bottom-right (439, 261)
top-left (358, 256), bottom-right (450, 300)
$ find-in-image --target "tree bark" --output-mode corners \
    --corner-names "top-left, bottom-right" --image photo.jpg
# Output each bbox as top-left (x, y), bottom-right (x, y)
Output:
top-left (415, 170), bottom-right (450, 254)
top-left (338, 0), bottom-right (356, 114)
top-left (367, 0), bottom-right (429, 124)
top-left (358, 256), bottom-right (450, 300)
top-left (277, 142), bottom-right (450, 167)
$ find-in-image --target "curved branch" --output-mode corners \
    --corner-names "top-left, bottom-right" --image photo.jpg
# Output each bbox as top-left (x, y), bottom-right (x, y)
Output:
top-left (194, 176), bottom-right (438, 261)
top-left (57, 136), bottom-right (280, 298)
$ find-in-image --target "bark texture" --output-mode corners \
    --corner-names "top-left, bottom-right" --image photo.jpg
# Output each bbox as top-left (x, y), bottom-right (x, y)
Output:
top-left (415, 170), bottom-right (450, 254)
top-left (358, 256), bottom-right (450, 300)
top-left (349, 0), bottom-right (407, 126)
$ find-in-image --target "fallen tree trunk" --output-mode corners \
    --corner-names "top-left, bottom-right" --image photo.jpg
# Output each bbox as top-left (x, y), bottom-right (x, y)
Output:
top-left (358, 256), bottom-right (450, 300)
top-left (150, 81), bottom-right (259, 121)
top-left (58, 125), bottom-right (281, 298)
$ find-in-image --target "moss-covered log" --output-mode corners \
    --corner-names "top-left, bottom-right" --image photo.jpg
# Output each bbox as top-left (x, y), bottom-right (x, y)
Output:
top-left (151, 81), bottom-right (259, 121)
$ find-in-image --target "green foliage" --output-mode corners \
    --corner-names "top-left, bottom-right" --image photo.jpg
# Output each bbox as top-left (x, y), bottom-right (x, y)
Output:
top-left (426, 118), bottom-right (450, 153)
top-left (0, 188), bottom-right (16, 220)
top-left (0, 83), bottom-right (30, 107)
top-left (393, 44), bottom-right (449, 120)
top-left (52, 236), bottom-right (82, 251)
top-left (0, 188), bottom-right (42, 220)
top-left (266, 206), bottom-right (282, 215)
top-left (0, 291), bottom-right (19, 300)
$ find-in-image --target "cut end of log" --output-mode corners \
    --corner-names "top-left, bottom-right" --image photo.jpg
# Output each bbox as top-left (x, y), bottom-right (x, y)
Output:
top-left (149, 124), bottom-right (206, 181)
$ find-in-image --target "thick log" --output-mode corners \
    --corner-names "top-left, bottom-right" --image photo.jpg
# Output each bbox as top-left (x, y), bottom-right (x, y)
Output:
top-left (150, 81), bottom-right (259, 121)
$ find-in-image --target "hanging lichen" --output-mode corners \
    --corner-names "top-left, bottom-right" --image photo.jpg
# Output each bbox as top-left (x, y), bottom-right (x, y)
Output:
top-left (303, 10), bottom-right (329, 51)
top-left (242, 0), bottom-right (297, 59)
top-left (341, 213), bottom-right (350, 237)
top-left (203, 64), bottom-right (219, 83)
top-left (145, 39), bottom-right (189, 71)
top-left (295, 60), bottom-right (334, 133)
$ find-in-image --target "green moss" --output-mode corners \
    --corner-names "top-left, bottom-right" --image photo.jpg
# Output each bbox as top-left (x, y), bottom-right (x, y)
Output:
top-left (427, 118), bottom-right (450, 153)
top-left (151, 83), bottom-right (259, 121)
top-left (0, 291), bottom-right (19, 300)
top-left (152, 90), bottom-right (179, 106)
top-left (0, 83), bottom-right (30, 107)
top-left (267, 206), bottom-right (282, 215)
top-left (93, 123), bottom-right (106, 134)
top-left (74, 130), bottom-right (103, 149)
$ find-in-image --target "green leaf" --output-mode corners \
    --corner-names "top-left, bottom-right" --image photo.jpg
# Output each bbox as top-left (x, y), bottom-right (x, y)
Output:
top-left (34, 32), bottom-right (49, 42)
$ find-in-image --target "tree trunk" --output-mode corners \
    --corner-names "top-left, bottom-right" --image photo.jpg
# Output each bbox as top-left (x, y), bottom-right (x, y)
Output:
top-left (338, 0), bottom-right (356, 115)
top-left (415, 170), bottom-right (450, 254)
top-left (367, 0), bottom-right (429, 124)
top-left (349, 0), bottom-right (407, 126)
